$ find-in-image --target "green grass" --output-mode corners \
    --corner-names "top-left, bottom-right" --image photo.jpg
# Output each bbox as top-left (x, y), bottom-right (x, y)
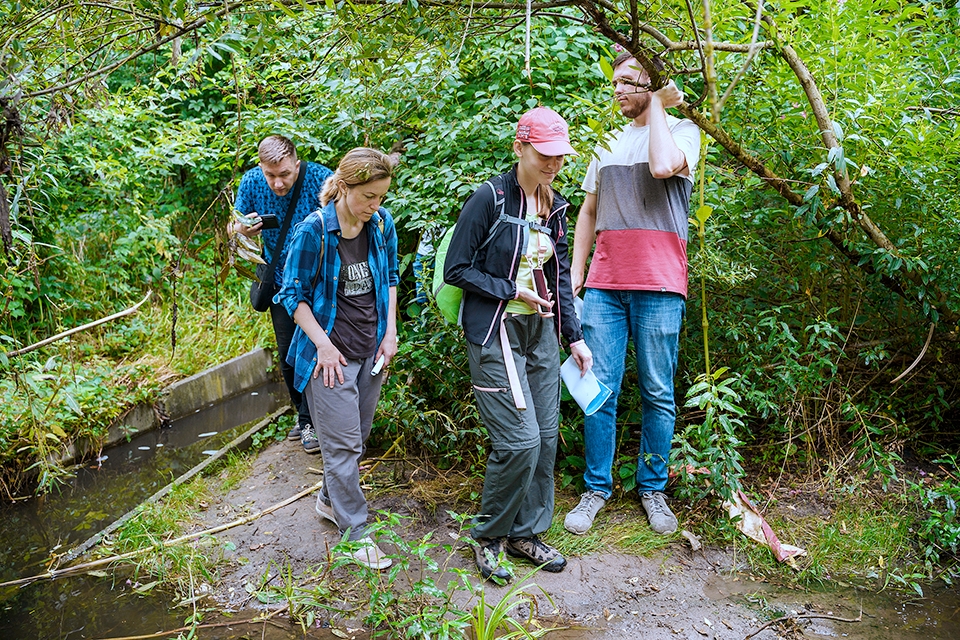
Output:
top-left (547, 491), bottom-right (675, 558)
top-left (0, 278), bottom-right (277, 495)
top-left (100, 446), bottom-right (267, 598)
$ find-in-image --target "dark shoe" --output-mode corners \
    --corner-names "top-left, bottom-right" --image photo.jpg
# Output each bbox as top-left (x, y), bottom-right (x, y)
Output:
top-left (641, 491), bottom-right (678, 535)
top-left (287, 423), bottom-right (302, 440)
top-left (300, 424), bottom-right (321, 454)
top-left (505, 536), bottom-right (567, 573)
top-left (472, 537), bottom-right (511, 582)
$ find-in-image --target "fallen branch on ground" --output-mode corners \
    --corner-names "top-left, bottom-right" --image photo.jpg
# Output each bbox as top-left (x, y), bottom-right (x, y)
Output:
top-left (744, 607), bottom-right (863, 639)
top-left (0, 479), bottom-right (324, 589)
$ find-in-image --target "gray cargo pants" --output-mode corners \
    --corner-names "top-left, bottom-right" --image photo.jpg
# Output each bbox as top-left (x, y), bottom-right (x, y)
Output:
top-left (467, 313), bottom-right (561, 540)
top-left (305, 355), bottom-right (384, 541)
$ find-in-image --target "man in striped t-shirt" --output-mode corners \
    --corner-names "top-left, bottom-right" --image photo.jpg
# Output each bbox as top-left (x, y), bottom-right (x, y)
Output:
top-left (564, 52), bottom-right (701, 537)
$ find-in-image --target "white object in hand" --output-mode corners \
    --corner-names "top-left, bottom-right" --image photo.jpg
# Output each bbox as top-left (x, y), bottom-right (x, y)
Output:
top-left (560, 357), bottom-right (612, 416)
top-left (370, 354), bottom-right (385, 376)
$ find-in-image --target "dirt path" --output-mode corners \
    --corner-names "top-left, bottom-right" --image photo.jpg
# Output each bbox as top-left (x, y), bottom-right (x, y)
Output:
top-left (189, 440), bottom-right (946, 639)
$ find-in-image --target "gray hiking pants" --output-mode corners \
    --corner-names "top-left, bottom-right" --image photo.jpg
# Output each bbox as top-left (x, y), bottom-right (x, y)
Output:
top-left (467, 313), bottom-right (561, 540)
top-left (305, 355), bottom-right (384, 541)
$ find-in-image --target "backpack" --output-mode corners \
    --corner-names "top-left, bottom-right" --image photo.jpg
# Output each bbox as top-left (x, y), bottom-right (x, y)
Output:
top-left (431, 179), bottom-right (550, 324)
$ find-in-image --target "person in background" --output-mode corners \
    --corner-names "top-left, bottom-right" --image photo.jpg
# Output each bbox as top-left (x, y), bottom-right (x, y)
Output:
top-left (230, 135), bottom-right (332, 454)
top-left (277, 147), bottom-right (399, 570)
top-left (563, 53), bottom-right (700, 537)
top-left (444, 107), bottom-right (593, 582)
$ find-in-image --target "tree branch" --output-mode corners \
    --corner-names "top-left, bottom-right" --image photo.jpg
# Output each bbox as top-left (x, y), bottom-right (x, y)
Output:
top-left (3, 291), bottom-right (152, 359)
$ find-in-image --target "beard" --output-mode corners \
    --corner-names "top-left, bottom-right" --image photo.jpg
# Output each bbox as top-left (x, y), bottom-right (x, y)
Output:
top-left (618, 93), bottom-right (651, 120)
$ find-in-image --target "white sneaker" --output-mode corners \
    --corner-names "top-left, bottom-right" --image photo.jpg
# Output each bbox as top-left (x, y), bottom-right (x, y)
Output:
top-left (349, 537), bottom-right (392, 570)
top-left (315, 494), bottom-right (338, 527)
top-left (641, 491), bottom-right (678, 535)
top-left (564, 490), bottom-right (607, 535)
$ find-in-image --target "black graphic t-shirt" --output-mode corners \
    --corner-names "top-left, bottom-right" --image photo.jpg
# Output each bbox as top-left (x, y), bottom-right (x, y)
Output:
top-left (329, 226), bottom-right (377, 359)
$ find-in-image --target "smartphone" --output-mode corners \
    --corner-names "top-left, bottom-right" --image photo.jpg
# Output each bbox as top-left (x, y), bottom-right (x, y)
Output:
top-left (532, 267), bottom-right (551, 314)
top-left (259, 214), bottom-right (280, 230)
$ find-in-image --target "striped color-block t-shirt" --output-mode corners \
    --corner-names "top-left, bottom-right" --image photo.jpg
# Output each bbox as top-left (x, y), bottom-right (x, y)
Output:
top-left (581, 117), bottom-right (700, 297)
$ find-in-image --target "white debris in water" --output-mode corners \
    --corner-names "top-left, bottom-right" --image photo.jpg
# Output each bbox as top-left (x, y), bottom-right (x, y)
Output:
top-left (202, 450), bottom-right (219, 456)
top-left (198, 432), bottom-right (218, 437)
top-left (250, 392), bottom-right (259, 396)
top-left (156, 443), bottom-right (164, 447)
top-left (138, 446), bottom-right (151, 451)
top-left (96, 455), bottom-right (108, 462)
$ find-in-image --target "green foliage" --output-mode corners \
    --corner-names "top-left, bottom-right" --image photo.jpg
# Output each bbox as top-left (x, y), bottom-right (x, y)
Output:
top-left (251, 414), bottom-right (294, 449)
top-left (673, 368), bottom-right (746, 503)
top-left (374, 306), bottom-right (485, 468)
top-left (463, 570), bottom-right (555, 640)
top-left (0, 353), bottom-right (162, 493)
top-left (911, 456), bottom-right (960, 582)
top-left (332, 512), bottom-right (474, 639)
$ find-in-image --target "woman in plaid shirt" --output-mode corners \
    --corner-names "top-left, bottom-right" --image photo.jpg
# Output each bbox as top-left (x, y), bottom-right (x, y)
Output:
top-left (278, 148), bottom-right (398, 570)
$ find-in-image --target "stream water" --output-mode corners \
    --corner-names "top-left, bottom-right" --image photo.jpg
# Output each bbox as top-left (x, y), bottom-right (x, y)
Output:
top-left (0, 381), bottom-right (287, 639)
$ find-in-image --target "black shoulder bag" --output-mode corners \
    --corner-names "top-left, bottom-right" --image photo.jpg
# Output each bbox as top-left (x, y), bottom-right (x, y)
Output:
top-left (249, 163), bottom-right (306, 312)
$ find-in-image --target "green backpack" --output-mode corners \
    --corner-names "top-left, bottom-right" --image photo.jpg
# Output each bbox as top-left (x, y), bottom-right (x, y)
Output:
top-left (431, 179), bottom-right (550, 324)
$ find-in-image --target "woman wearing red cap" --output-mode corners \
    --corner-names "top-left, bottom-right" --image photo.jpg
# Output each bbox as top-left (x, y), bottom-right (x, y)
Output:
top-left (444, 106), bottom-right (593, 582)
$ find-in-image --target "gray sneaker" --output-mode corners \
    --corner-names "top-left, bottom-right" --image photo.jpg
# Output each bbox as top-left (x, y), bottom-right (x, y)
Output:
top-left (300, 424), bottom-right (321, 454)
top-left (348, 536), bottom-right (393, 570)
top-left (564, 490), bottom-right (607, 535)
top-left (641, 491), bottom-right (678, 535)
top-left (287, 423), bottom-right (302, 440)
top-left (315, 495), bottom-right (338, 527)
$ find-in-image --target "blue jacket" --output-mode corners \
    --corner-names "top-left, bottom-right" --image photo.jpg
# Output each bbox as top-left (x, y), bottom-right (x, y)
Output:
top-left (277, 201), bottom-right (398, 392)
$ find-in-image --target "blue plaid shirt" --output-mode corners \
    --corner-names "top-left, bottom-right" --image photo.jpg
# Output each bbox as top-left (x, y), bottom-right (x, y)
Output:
top-left (233, 161), bottom-right (332, 286)
top-left (276, 201), bottom-right (399, 393)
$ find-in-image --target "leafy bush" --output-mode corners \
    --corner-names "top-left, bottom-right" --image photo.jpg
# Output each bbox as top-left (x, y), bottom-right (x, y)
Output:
top-left (912, 456), bottom-right (960, 581)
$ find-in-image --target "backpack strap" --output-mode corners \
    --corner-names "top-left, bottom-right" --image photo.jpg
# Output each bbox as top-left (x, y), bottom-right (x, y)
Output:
top-left (474, 180), bottom-right (507, 256)
top-left (310, 211), bottom-right (326, 290)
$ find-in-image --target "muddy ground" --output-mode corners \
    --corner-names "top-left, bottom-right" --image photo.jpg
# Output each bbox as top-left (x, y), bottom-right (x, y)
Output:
top-left (187, 439), bottom-right (954, 639)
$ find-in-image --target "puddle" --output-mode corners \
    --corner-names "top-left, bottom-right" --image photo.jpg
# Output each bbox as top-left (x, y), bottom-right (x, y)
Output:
top-left (0, 382), bottom-right (286, 638)
top-left (703, 574), bottom-right (960, 639)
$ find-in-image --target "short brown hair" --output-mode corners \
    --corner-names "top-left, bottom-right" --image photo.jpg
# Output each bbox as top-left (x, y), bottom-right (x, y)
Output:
top-left (613, 52), bottom-right (664, 75)
top-left (258, 135), bottom-right (297, 165)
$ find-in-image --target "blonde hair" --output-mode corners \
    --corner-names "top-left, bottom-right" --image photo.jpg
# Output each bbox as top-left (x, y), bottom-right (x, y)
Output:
top-left (258, 135), bottom-right (297, 165)
top-left (320, 147), bottom-right (394, 207)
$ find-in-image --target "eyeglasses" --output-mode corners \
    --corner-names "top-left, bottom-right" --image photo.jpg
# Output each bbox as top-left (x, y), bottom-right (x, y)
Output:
top-left (611, 78), bottom-right (651, 93)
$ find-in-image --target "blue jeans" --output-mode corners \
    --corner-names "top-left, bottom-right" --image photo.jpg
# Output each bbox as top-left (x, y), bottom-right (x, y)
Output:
top-left (581, 288), bottom-right (684, 496)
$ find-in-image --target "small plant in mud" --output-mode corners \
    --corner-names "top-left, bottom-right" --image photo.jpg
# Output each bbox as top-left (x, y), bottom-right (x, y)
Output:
top-left (910, 455), bottom-right (960, 584)
top-left (672, 367), bottom-right (746, 503)
top-left (336, 512), bottom-right (474, 639)
top-left (263, 511), bottom-right (558, 639)
top-left (464, 567), bottom-right (556, 640)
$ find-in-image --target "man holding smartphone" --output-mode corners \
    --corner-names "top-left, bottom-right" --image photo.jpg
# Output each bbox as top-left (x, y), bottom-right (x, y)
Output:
top-left (229, 135), bottom-right (333, 454)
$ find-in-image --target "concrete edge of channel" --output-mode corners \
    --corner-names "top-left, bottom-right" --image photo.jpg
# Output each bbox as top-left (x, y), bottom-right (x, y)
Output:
top-left (56, 348), bottom-right (278, 467)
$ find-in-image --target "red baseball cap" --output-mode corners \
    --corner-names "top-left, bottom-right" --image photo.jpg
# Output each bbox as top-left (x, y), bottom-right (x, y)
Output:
top-left (515, 107), bottom-right (578, 156)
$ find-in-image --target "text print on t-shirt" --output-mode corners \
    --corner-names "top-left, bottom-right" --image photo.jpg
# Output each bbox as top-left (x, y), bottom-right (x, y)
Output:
top-left (341, 260), bottom-right (374, 297)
